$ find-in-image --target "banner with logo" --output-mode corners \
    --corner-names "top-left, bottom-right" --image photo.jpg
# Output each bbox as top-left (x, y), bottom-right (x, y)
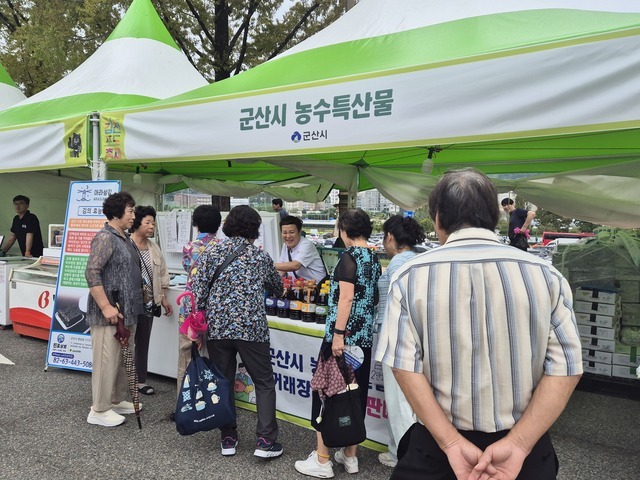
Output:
top-left (46, 181), bottom-right (121, 371)
top-left (235, 319), bottom-right (390, 450)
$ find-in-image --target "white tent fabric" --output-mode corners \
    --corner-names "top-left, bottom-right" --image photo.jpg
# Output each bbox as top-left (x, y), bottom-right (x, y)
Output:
top-left (99, 0), bottom-right (640, 226)
top-left (0, 0), bottom-right (208, 173)
top-left (0, 63), bottom-right (25, 110)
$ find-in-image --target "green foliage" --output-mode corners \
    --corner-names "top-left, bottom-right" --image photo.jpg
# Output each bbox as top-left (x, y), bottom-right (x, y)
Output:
top-left (0, 0), bottom-right (347, 94)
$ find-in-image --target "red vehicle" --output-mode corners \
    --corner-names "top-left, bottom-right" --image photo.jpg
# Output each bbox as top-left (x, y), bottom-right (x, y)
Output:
top-left (541, 231), bottom-right (595, 246)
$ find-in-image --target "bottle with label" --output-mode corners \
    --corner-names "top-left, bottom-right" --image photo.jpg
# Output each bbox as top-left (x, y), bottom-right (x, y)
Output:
top-left (276, 278), bottom-right (291, 318)
top-left (301, 280), bottom-right (317, 323)
top-left (315, 286), bottom-right (329, 324)
top-left (265, 286), bottom-right (278, 316)
top-left (288, 279), bottom-right (304, 320)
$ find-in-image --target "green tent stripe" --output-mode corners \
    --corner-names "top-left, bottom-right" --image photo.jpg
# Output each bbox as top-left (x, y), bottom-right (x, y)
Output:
top-left (106, 0), bottom-right (179, 50)
top-left (0, 92), bottom-right (156, 129)
top-left (158, 9), bottom-right (640, 105)
top-left (0, 63), bottom-right (18, 87)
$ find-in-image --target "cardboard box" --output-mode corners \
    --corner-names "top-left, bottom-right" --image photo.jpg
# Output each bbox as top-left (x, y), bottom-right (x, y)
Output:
top-left (582, 349), bottom-right (612, 364)
top-left (577, 324), bottom-right (617, 340)
top-left (611, 364), bottom-right (638, 380)
top-left (580, 335), bottom-right (616, 353)
top-left (575, 312), bottom-right (617, 329)
top-left (582, 360), bottom-right (612, 376)
top-left (575, 287), bottom-right (620, 305)
top-left (612, 344), bottom-right (639, 367)
top-left (574, 301), bottom-right (618, 317)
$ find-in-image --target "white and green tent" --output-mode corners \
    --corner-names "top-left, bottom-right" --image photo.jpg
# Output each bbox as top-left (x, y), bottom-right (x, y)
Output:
top-left (0, 0), bottom-right (207, 174)
top-left (0, 0), bottom-right (208, 247)
top-left (0, 63), bottom-right (26, 110)
top-left (100, 0), bottom-right (640, 226)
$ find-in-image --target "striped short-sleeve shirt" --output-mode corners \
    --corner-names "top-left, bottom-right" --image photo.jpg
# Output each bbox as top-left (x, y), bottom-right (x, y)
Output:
top-left (375, 228), bottom-right (583, 433)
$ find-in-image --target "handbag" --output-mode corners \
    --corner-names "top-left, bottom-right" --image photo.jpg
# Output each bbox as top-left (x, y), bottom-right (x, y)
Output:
top-left (176, 291), bottom-right (208, 339)
top-left (133, 241), bottom-right (162, 317)
top-left (511, 233), bottom-right (529, 250)
top-left (175, 343), bottom-right (236, 435)
top-left (315, 353), bottom-right (366, 448)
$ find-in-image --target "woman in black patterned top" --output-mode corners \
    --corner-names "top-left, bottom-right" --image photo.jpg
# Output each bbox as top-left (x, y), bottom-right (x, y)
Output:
top-left (295, 208), bottom-right (381, 478)
top-left (85, 192), bottom-right (144, 428)
top-left (191, 205), bottom-right (284, 459)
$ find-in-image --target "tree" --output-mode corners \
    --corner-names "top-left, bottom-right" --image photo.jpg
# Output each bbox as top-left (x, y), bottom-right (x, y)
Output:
top-left (0, 1), bottom-right (349, 95)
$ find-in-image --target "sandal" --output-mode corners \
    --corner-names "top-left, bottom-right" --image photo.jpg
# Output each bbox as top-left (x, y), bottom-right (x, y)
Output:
top-left (138, 385), bottom-right (155, 395)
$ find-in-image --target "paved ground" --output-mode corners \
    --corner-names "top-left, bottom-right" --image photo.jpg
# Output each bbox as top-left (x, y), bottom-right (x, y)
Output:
top-left (0, 329), bottom-right (639, 480)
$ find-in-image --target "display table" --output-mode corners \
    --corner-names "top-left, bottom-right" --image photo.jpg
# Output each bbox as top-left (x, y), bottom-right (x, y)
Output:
top-left (0, 257), bottom-right (35, 329)
top-left (9, 258), bottom-right (58, 340)
top-left (148, 286), bottom-right (390, 450)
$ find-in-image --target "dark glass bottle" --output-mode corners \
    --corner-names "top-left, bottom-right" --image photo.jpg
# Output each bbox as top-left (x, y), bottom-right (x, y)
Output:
top-left (276, 278), bottom-right (291, 318)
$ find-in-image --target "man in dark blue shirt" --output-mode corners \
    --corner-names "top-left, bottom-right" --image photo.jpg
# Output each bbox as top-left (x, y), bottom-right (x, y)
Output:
top-left (501, 198), bottom-right (535, 251)
top-left (2, 195), bottom-right (44, 257)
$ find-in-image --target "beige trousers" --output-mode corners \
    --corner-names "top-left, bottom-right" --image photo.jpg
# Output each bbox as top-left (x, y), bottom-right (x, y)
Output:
top-left (90, 324), bottom-right (137, 412)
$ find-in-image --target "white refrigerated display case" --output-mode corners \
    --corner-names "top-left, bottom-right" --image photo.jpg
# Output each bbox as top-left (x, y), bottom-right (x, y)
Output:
top-left (0, 257), bottom-right (36, 328)
top-left (9, 258), bottom-right (59, 340)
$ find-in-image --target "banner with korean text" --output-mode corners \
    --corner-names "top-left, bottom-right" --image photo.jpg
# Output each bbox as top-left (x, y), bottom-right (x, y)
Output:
top-left (46, 181), bottom-right (121, 371)
top-left (235, 318), bottom-right (390, 450)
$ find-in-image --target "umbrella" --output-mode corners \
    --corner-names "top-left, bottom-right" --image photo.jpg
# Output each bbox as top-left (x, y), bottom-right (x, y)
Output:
top-left (112, 290), bottom-right (142, 429)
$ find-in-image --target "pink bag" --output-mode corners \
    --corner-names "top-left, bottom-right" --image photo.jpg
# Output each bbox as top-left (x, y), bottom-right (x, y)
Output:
top-left (311, 352), bottom-right (356, 400)
top-left (176, 291), bottom-right (208, 340)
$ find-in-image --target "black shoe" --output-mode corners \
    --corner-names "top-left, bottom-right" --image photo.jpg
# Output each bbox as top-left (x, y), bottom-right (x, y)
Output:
top-left (254, 437), bottom-right (283, 458)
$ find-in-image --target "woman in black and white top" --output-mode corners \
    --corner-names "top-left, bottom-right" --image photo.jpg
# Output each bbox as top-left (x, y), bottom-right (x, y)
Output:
top-left (130, 206), bottom-right (173, 395)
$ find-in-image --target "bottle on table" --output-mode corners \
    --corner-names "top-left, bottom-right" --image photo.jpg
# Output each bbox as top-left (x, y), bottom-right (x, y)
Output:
top-left (301, 280), bottom-right (317, 323)
top-left (288, 278), bottom-right (304, 320)
top-left (277, 277), bottom-right (291, 318)
top-left (315, 286), bottom-right (329, 324)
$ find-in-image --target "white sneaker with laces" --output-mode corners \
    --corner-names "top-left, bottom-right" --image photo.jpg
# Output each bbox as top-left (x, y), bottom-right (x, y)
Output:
top-left (111, 401), bottom-right (142, 415)
top-left (334, 448), bottom-right (359, 474)
top-left (294, 451), bottom-right (334, 478)
top-left (87, 408), bottom-right (125, 427)
top-left (378, 451), bottom-right (398, 467)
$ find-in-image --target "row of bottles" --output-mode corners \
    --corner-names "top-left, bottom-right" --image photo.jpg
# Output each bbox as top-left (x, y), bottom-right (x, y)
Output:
top-left (266, 278), bottom-right (330, 324)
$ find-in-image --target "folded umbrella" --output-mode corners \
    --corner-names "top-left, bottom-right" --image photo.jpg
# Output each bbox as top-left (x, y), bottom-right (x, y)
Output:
top-left (176, 291), bottom-right (208, 340)
top-left (112, 290), bottom-right (142, 430)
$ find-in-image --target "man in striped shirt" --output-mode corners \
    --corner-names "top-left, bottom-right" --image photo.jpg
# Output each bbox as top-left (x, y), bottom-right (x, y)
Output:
top-left (375, 169), bottom-right (582, 480)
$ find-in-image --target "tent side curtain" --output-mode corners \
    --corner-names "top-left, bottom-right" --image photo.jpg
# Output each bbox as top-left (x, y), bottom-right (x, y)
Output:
top-left (0, 116), bottom-right (90, 172)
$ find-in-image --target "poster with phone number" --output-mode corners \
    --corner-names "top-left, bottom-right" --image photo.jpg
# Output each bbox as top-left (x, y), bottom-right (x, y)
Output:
top-left (46, 181), bottom-right (121, 372)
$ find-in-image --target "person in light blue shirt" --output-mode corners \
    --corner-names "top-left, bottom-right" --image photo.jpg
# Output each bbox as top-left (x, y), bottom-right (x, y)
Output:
top-left (375, 215), bottom-right (426, 468)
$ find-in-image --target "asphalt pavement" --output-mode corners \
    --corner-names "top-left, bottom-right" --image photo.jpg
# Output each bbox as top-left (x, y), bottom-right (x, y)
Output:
top-left (0, 329), bottom-right (638, 480)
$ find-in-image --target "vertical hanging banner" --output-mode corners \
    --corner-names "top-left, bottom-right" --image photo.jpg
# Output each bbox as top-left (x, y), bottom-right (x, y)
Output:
top-left (46, 181), bottom-right (121, 371)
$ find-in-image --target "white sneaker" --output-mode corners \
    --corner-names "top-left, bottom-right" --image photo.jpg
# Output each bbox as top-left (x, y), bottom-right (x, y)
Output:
top-left (111, 401), bottom-right (142, 415)
top-left (378, 451), bottom-right (398, 467)
top-left (87, 408), bottom-right (125, 427)
top-left (294, 451), bottom-right (334, 478)
top-left (334, 448), bottom-right (359, 474)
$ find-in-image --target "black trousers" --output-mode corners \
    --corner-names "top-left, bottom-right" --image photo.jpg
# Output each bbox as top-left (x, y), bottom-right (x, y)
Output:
top-left (134, 313), bottom-right (153, 383)
top-left (206, 338), bottom-right (279, 442)
top-left (391, 423), bottom-right (559, 480)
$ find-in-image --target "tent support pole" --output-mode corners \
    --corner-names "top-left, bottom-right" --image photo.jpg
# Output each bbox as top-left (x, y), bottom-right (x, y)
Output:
top-left (90, 113), bottom-right (106, 181)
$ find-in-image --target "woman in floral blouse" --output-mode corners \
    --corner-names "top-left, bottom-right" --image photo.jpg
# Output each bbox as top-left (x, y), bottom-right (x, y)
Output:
top-left (191, 205), bottom-right (284, 459)
top-left (295, 208), bottom-right (381, 478)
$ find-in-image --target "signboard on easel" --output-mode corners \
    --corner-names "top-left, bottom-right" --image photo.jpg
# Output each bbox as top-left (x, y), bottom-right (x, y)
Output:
top-left (45, 181), bottom-right (121, 372)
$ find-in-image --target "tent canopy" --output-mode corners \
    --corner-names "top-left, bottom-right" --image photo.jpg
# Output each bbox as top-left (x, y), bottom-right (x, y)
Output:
top-left (0, 63), bottom-right (26, 110)
top-left (97, 0), bottom-right (640, 226)
top-left (0, 0), bottom-right (207, 173)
